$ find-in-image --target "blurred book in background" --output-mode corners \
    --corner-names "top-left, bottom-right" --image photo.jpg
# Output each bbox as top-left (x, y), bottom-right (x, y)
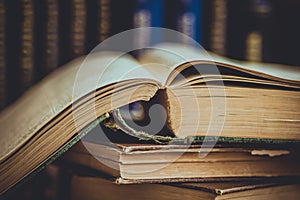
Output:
top-left (1, 0), bottom-right (300, 110)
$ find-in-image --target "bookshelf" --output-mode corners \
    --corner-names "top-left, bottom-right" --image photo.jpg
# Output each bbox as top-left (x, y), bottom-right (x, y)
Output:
top-left (1, 0), bottom-right (300, 199)
top-left (1, 0), bottom-right (300, 109)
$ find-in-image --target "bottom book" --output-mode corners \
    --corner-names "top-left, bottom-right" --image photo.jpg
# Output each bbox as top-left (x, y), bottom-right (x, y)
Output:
top-left (70, 175), bottom-right (300, 200)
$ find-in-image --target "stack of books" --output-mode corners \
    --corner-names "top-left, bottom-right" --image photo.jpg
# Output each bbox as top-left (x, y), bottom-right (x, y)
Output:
top-left (0, 43), bottom-right (299, 199)
top-left (64, 136), bottom-right (300, 199)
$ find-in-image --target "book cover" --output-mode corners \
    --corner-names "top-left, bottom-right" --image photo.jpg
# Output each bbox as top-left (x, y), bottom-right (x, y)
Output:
top-left (271, 0), bottom-right (300, 66)
top-left (63, 137), bottom-right (300, 183)
top-left (70, 175), bottom-right (300, 200)
top-left (0, 0), bottom-right (6, 109)
top-left (110, 0), bottom-right (135, 36)
top-left (245, 0), bottom-right (274, 63)
top-left (226, 0), bottom-right (251, 60)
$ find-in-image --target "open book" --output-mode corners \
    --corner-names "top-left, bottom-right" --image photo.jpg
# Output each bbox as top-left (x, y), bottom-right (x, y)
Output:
top-left (0, 43), bottom-right (299, 194)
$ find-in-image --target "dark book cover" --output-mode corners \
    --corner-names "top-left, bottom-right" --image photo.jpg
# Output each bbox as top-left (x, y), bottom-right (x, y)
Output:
top-left (226, 0), bottom-right (251, 60)
top-left (110, 0), bottom-right (135, 36)
top-left (245, 0), bottom-right (274, 63)
top-left (0, 1), bottom-right (6, 109)
top-left (34, 0), bottom-right (60, 82)
top-left (86, 0), bottom-right (135, 52)
top-left (5, 0), bottom-right (22, 104)
top-left (59, 0), bottom-right (87, 64)
top-left (271, 0), bottom-right (300, 66)
top-left (224, 0), bottom-right (275, 63)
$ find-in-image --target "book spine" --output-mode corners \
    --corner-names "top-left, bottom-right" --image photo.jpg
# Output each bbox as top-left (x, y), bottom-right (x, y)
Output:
top-left (245, 0), bottom-right (273, 62)
top-left (110, 0), bottom-right (135, 35)
top-left (271, 0), bottom-right (300, 66)
top-left (226, 0), bottom-right (251, 60)
top-left (226, 0), bottom-right (275, 62)
top-left (5, 1), bottom-right (21, 104)
top-left (165, 0), bottom-right (202, 44)
top-left (44, 0), bottom-right (59, 73)
top-left (97, 0), bottom-right (111, 43)
top-left (86, 0), bottom-right (135, 51)
top-left (133, 0), bottom-right (163, 47)
top-left (209, 0), bottom-right (227, 55)
top-left (70, 0), bottom-right (87, 58)
top-left (86, 0), bottom-right (97, 52)
top-left (0, 1), bottom-right (6, 109)
top-left (20, 0), bottom-right (35, 91)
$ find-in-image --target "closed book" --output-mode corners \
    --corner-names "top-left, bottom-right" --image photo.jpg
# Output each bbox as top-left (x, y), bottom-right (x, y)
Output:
top-left (215, 0), bottom-right (275, 63)
top-left (245, 0), bottom-right (274, 63)
top-left (0, 1), bottom-right (6, 109)
top-left (70, 175), bottom-right (300, 200)
top-left (5, 0), bottom-right (22, 104)
top-left (63, 139), bottom-right (300, 183)
top-left (271, 0), bottom-right (300, 66)
top-left (225, 0), bottom-right (251, 60)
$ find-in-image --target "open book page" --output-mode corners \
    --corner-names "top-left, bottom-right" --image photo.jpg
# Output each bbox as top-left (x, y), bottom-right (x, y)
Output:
top-left (140, 43), bottom-right (300, 86)
top-left (0, 51), bottom-right (167, 163)
top-left (211, 53), bottom-right (300, 83)
top-left (139, 43), bottom-right (214, 86)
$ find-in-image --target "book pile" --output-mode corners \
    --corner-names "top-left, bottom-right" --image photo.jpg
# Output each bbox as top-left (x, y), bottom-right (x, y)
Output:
top-left (63, 128), bottom-right (300, 199)
top-left (0, 43), bottom-right (299, 199)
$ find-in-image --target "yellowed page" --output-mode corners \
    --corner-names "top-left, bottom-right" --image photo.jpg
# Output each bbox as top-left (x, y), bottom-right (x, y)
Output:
top-left (140, 43), bottom-right (300, 85)
top-left (0, 52), bottom-right (167, 163)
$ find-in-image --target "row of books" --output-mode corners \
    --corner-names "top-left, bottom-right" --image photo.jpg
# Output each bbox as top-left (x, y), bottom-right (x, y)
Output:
top-left (1, 0), bottom-right (300, 110)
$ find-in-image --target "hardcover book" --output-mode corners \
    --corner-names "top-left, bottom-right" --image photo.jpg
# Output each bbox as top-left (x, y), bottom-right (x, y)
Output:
top-left (0, 43), bottom-right (299, 194)
top-left (70, 175), bottom-right (300, 200)
top-left (0, 0), bottom-right (6, 109)
top-left (63, 140), bottom-right (300, 183)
